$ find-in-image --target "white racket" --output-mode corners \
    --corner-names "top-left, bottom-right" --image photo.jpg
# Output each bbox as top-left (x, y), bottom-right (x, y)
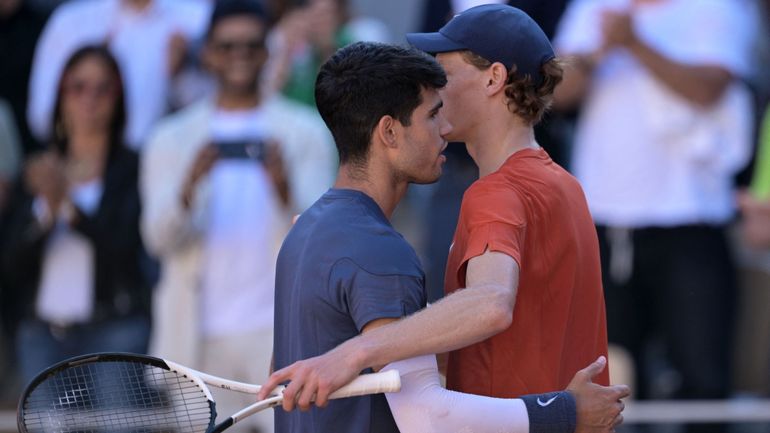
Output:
top-left (17, 352), bottom-right (401, 433)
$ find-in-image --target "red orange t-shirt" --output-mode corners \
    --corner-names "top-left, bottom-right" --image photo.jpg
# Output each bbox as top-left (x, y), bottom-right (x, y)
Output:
top-left (444, 147), bottom-right (610, 397)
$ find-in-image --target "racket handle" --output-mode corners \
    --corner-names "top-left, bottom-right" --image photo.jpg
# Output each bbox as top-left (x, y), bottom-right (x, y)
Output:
top-left (329, 369), bottom-right (401, 399)
top-left (225, 370), bottom-right (401, 430)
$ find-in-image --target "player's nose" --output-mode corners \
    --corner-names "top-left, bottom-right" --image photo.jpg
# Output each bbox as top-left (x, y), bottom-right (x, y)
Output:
top-left (440, 116), bottom-right (453, 138)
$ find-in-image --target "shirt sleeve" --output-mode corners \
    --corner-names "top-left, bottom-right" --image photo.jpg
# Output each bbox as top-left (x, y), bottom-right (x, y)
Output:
top-left (332, 259), bottom-right (426, 332)
top-left (459, 183), bottom-right (528, 269)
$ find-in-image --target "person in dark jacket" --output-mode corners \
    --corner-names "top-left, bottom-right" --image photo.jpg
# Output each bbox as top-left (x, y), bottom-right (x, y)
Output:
top-left (1, 45), bottom-right (151, 384)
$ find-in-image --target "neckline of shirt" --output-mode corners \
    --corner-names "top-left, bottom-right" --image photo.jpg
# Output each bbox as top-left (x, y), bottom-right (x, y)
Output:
top-left (494, 146), bottom-right (548, 172)
top-left (326, 188), bottom-right (392, 226)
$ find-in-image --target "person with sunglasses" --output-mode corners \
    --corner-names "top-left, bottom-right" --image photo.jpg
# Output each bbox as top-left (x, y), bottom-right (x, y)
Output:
top-left (140, 1), bottom-right (336, 432)
top-left (27, 0), bottom-right (211, 150)
top-left (1, 45), bottom-right (152, 386)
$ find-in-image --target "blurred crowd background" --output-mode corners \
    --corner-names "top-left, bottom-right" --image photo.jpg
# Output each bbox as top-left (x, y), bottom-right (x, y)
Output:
top-left (1, 0), bottom-right (769, 432)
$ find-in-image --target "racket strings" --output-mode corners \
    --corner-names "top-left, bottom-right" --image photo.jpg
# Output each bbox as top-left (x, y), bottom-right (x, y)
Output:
top-left (21, 360), bottom-right (214, 433)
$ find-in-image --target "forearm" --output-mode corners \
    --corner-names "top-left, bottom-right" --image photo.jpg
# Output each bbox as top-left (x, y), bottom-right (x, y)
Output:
top-left (384, 355), bottom-right (528, 433)
top-left (385, 355), bottom-right (576, 433)
top-left (339, 283), bottom-right (513, 372)
top-left (627, 39), bottom-right (731, 107)
top-left (262, 251), bottom-right (521, 408)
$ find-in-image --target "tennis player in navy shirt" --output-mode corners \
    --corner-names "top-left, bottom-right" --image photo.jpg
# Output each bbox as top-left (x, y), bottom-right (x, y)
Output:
top-left (273, 188), bottom-right (426, 432)
top-left (272, 41), bottom-right (444, 433)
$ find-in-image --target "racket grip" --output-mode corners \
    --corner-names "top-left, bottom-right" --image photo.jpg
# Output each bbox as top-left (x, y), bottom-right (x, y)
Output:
top-left (329, 370), bottom-right (401, 399)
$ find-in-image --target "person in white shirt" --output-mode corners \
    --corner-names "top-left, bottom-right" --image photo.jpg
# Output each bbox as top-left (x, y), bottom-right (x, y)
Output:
top-left (140, 1), bottom-right (336, 432)
top-left (27, 0), bottom-right (211, 149)
top-left (553, 0), bottom-right (759, 420)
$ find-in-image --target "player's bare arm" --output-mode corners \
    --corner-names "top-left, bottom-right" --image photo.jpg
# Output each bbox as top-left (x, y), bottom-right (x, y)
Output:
top-left (283, 317), bottom-right (398, 412)
top-left (259, 248), bottom-right (518, 403)
top-left (278, 321), bottom-right (629, 433)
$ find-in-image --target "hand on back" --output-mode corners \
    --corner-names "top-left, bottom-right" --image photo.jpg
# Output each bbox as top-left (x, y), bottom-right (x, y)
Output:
top-left (567, 356), bottom-right (630, 433)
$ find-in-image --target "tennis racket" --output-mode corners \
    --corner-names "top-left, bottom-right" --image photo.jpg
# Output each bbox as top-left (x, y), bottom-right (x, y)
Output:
top-left (18, 352), bottom-right (401, 433)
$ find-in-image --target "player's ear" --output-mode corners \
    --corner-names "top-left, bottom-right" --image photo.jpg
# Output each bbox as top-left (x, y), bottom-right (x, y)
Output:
top-left (374, 115), bottom-right (399, 149)
top-left (485, 62), bottom-right (508, 96)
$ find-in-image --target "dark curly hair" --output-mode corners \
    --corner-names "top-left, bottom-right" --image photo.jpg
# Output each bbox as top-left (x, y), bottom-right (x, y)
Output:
top-left (461, 50), bottom-right (563, 126)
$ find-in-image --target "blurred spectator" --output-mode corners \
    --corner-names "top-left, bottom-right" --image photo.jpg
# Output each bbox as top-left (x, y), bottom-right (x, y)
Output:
top-left (0, 98), bottom-right (22, 404)
top-left (141, 1), bottom-right (335, 431)
top-left (553, 0), bottom-right (758, 427)
top-left (722, 2), bottom-right (770, 427)
top-left (416, 0), bottom-right (570, 302)
top-left (0, 99), bottom-right (21, 212)
top-left (729, 2), bottom-right (770, 412)
top-left (0, 0), bottom-right (48, 155)
top-left (266, 0), bottom-right (391, 106)
top-left (732, 104), bottom-right (770, 405)
top-left (0, 45), bottom-right (152, 385)
top-left (27, 0), bottom-right (211, 150)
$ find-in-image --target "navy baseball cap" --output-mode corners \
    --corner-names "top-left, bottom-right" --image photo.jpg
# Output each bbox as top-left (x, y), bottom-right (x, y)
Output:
top-left (406, 4), bottom-right (554, 85)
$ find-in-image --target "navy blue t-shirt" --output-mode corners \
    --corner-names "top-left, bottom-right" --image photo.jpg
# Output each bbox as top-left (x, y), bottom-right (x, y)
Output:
top-left (273, 189), bottom-right (427, 433)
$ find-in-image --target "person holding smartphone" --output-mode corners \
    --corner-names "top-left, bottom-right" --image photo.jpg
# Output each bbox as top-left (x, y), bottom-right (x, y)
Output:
top-left (140, 2), bottom-right (336, 432)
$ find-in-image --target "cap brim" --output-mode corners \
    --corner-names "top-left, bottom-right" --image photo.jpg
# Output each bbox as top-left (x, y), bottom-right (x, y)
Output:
top-left (406, 32), bottom-right (466, 54)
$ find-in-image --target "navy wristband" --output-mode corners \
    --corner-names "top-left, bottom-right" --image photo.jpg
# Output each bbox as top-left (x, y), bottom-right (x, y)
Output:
top-left (520, 391), bottom-right (577, 433)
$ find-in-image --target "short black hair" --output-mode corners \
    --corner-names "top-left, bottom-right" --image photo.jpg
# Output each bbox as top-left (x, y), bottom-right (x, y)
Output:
top-left (315, 41), bottom-right (447, 166)
top-left (207, 0), bottom-right (268, 38)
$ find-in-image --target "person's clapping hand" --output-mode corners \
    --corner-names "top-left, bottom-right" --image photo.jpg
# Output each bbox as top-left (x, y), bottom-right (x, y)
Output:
top-left (305, 0), bottom-right (340, 58)
top-left (600, 9), bottom-right (637, 51)
top-left (24, 151), bottom-right (67, 213)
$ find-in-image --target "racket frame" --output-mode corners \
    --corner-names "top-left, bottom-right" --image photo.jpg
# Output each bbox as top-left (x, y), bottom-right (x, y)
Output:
top-left (17, 352), bottom-right (400, 433)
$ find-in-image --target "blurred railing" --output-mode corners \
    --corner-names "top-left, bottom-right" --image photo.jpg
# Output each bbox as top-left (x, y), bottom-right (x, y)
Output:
top-left (4, 400), bottom-right (770, 432)
top-left (625, 400), bottom-right (770, 423)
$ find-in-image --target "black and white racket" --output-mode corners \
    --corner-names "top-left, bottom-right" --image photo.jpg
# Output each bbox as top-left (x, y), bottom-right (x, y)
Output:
top-left (17, 352), bottom-right (401, 433)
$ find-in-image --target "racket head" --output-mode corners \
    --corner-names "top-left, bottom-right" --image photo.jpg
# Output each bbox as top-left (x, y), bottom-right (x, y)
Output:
top-left (17, 352), bottom-right (217, 433)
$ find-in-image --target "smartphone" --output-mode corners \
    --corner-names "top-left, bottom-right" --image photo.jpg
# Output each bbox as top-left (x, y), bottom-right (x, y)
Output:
top-left (214, 140), bottom-right (265, 161)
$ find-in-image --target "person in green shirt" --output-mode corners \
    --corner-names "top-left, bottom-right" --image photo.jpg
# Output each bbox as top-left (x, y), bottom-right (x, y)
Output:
top-left (269, 0), bottom-right (390, 106)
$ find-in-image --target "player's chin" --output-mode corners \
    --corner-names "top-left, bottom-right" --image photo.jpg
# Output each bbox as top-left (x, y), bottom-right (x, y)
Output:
top-left (412, 168), bottom-right (442, 185)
